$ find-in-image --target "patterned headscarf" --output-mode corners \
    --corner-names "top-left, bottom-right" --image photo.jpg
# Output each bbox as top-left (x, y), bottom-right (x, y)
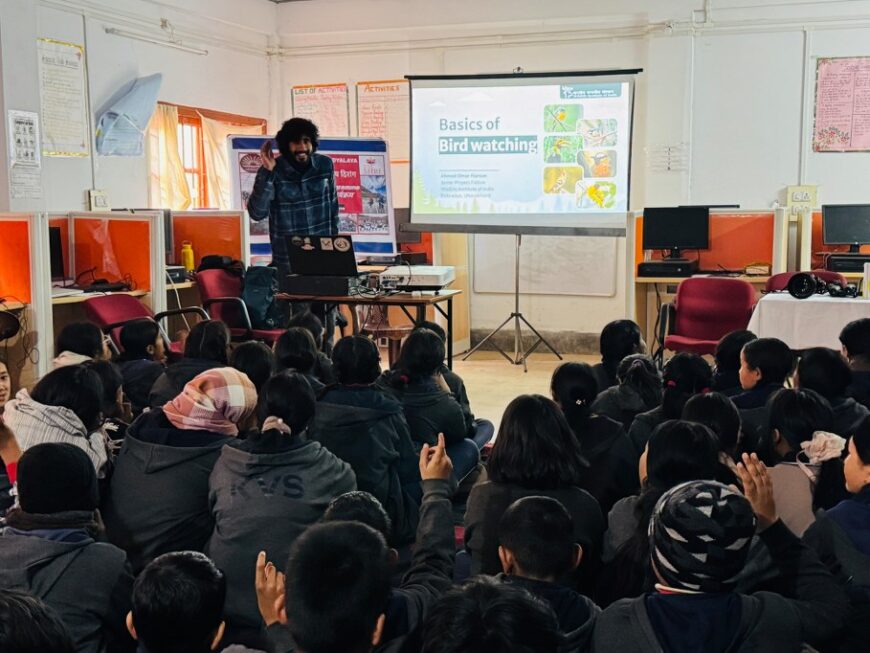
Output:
top-left (649, 480), bottom-right (757, 593)
top-left (163, 367), bottom-right (257, 437)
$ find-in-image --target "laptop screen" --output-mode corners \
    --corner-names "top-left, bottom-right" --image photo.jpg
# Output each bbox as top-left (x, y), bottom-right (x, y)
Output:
top-left (285, 235), bottom-right (359, 276)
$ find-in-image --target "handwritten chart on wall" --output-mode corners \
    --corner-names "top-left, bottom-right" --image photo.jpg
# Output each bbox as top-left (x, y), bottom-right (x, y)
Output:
top-left (356, 80), bottom-right (410, 162)
top-left (813, 56), bottom-right (870, 152)
top-left (37, 38), bottom-right (89, 157)
top-left (291, 83), bottom-right (350, 137)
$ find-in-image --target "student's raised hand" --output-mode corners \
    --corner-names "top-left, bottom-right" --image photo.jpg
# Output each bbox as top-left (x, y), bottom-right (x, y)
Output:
top-left (260, 140), bottom-right (278, 172)
top-left (419, 433), bottom-right (453, 481)
top-left (735, 453), bottom-right (778, 531)
top-left (255, 551), bottom-right (286, 626)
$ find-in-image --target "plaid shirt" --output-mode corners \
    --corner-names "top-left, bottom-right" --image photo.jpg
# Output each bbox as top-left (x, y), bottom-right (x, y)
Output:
top-left (247, 153), bottom-right (339, 273)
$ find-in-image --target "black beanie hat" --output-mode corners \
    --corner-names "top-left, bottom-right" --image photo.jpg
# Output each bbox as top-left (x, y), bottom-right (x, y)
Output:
top-left (17, 443), bottom-right (99, 514)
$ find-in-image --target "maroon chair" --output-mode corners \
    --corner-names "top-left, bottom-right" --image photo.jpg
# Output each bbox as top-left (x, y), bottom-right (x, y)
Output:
top-left (195, 269), bottom-right (285, 345)
top-left (659, 277), bottom-right (757, 357)
top-left (83, 294), bottom-right (207, 358)
top-left (764, 269), bottom-right (848, 293)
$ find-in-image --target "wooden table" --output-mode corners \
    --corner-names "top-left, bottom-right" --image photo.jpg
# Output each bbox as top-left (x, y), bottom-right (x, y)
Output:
top-left (277, 289), bottom-right (462, 369)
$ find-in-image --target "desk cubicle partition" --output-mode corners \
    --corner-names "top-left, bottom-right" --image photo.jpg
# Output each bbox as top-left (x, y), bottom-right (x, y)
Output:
top-left (168, 211), bottom-right (247, 266)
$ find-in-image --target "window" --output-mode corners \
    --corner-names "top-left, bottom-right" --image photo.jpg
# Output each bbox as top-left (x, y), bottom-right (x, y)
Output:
top-left (177, 116), bottom-right (206, 208)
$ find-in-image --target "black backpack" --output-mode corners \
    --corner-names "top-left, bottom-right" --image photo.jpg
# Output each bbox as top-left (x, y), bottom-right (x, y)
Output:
top-left (242, 265), bottom-right (284, 330)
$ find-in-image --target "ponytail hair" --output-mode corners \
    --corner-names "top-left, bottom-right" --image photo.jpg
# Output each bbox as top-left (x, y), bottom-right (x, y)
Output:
top-left (616, 354), bottom-right (661, 411)
top-left (661, 353), bottom-right (712, 419)
top-left (551, 362), bottom-right (598, 427)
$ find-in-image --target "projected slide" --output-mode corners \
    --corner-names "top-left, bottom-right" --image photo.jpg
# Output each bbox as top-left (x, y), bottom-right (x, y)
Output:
top-left (411, 79), bottom-right (632, 224)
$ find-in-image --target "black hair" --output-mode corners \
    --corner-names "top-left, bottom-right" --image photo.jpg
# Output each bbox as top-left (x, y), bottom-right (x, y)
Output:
top-left (55, 321), bottom-right (103, 359)
top-left (331, 336), bottom-right (381, 385)
top-left (390, 329), bottom-right (444, 387)
top-left (797, 347), bottom-right (853, 401)
top-left (767, 388), bottom-right (845, 511)
top-left (323, 491), bottom-right (392, 542)
top-left (714, 330), bottom-right (757, 373)
top-left (600, 420), bottom-right (720, 605)
top-left (183, 320), bottom-right (229, 364)
top-left (119, 318), bottom-right (161, 361)
top-left (257, 371), bottom-right (316, 435)
top-left (599, 320), bottom-right (643, 378)
top-left (854, 415), bottom-right (870, 465)
top-left (230, 340), bottom-right (274, 393)
top-left (0, 589), bottom-right (75, 653)
top-left (551, 362), bottom-right (598, 427)
top-left (132, 552), bottom-right (226, 653)
top-left (616, 354), bottom-right (662, 411)
top-left (31, 364), bottom-right (104, 432)
top-left (682, 392), bottom-right (742, 456)
top-left (420, 577), bottom-right (562, 653)
top-left (741, 337), bottom-right (794, 386)
top-left (488, 394), bottom-right (587, 490)
top-left (498, 496), bottom-right (576, 580)
top-left (840, 318), bottom-right (870, 361)
top-left (287, 310), bottom-right (325, 351)
top-left (415, 320), bottom-right (446, 343)
top-left (276, 117), bottom-right (320, 159)
top-left (661, 353), bottom-right (712, 419)
top-left (84, 360), bottom-right (124, 418)
top-left (274, 327), bottom-right (318, 374)
top-left (285, 521), bottom-right (391, 653)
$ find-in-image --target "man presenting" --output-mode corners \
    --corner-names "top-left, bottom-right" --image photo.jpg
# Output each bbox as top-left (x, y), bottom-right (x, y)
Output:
top-left (247, 118), bottom-right (339, 343)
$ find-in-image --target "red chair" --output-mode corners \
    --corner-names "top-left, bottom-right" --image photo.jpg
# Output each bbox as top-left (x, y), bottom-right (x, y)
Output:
top-left (658, 277), bottom-right (757, 357)
top-left (83, 294), bottom-right (208, 358)
top-left (195, 269), bottom-right (285, 345)
top-left (764, 269), bottom-right (847, 293)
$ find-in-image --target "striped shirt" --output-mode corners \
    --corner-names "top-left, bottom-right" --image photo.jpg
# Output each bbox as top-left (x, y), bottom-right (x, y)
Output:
top-left (247, 153), bottom-right (339, 273)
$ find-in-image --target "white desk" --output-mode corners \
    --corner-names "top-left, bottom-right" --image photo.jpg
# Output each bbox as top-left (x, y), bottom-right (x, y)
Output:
top-left (747, 294), bottom-right (870, 350)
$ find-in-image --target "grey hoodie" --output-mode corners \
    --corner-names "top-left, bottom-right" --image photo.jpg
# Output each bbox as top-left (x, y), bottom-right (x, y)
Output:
top-left (206, 434), bottom-right (356, 634)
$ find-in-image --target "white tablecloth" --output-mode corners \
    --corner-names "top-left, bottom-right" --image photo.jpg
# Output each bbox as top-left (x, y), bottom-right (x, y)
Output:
top-left (746, 293), bottom-right (870, 350)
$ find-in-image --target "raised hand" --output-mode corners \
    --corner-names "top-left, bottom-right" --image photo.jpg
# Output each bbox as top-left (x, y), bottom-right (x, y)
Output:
top-left (735, 452), bottom-right (778, 531)
top-left (255, 551), bottom-right (286, 626)
top-left (419, 433), bottom-right (453, 481)
top-left (260, 140), bottom-right (278, 172)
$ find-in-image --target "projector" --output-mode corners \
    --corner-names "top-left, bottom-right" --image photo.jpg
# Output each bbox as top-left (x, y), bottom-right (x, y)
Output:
top-left (379, 265), bottom-right (456, 291)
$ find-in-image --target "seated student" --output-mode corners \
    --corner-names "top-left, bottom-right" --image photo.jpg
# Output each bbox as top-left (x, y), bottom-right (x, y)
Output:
top-left (627, 352), bottom-right (712, 455)
top-left (254, 434), bottom-right (456, 653)
top-left (0, 357), bottom-right (10, 414)
top-left (840, 318), bottom-right (870, 409)
top-left (0, 359), bottom-right (12, 509)
top-left (52, 321), bottom-right (111, 369)
top-left (598, 420), bottom-right (721, 606)
top-left (207, 371), bottom-right (355, 645)
top-left (273, 327), bottom-right (325, 393)
top-left (381, 329), bottom-right (480, 481)
top-left (732, 337), bottom-right (794, 448)
top-left (711, 329), bottom-right (757, 396)
top-left (796, 347), bottom-right (870, 437)
top-left (118, 319), bottom-right (166, 416)
top-left (0, 443), bottom-right (134, 653)
top-left (0, 589), bottom-right (76, 653)
top-left (322, 490), bottom-right (393, 538)
top-left (287, 310), bottom-right (336, 385)
top-left (308, 335), bottom-right (422, 545)
top-left (590, 466), bottom-right (849, 652)
top-left (682, 391), bottom-right (743, 466)
top-left (2, 364), bottom-right (109, 476)
top-left (552, 362), bottom-right (638, 513)
top-left (591, 354), bottom-right (661, 431)
top-left (148, 320), bottom-right (230, 408)
top-left (464, 395), bottom-right (604, 580)
top-left (230, 340), bottom-right (274, 394)
top-left (420, 577), bottom-right (563, 653)
top-left (104, 367), bottom-right (257, 573)
top-left (804, 415), bottom-right (870, 653)
top-left (87, 360), bottom-right (132, 443)
top-left (766, 388), bottom-right (848, 536)
top-left (415, 321), bottom-right (494, 448)
top-left (497, 496), bottom-right (601, 649)
top-left (592, 319), bottom-right (645, 391)
top-left (127, 551), bottom-right (251, 653)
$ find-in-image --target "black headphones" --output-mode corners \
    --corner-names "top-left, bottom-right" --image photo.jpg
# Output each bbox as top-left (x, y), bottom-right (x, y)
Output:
top-left (787, 273), bottom-right (858, 300)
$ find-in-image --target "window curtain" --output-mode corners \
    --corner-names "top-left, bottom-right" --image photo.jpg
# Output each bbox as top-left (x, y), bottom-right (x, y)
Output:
top-left (147, 104), bottom-right (192, 209)
top-left (199, 113), bottom-right (263, 209)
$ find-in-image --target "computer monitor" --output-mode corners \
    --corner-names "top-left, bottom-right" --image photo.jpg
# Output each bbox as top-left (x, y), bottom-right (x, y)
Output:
top-left (822, 204), bottom-right (870, 253)
top-left (642, 206), bottom-right (710, 260)
top-left (49, 226), bottom-right (65, 280)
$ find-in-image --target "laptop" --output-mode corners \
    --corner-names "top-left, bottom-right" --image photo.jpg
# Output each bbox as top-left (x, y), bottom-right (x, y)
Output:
top-left (285, 235), bottom-right (358, 276)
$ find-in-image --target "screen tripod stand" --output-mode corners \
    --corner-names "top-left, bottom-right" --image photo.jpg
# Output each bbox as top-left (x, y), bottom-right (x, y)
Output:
top-left (463, 233), bottom-right (562, 372)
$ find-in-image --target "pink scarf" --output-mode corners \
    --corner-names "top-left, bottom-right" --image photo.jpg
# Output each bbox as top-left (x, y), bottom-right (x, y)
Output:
top-left (163, 367), bottom-right (256, 437)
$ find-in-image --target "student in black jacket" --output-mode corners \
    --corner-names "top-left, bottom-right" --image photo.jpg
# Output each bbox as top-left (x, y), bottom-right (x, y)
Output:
top-left (591, 354), bottom-right (661, 431)
top-left (711, 329), bottom-right (757, 397)
top-left (273, 327), bottom-right (326, 393)
top-left (592, 320), bottom-right (645, 391)
top-left (795, 347), bottom-right (870, 437)
top-left (117, 319), bottom-right (166, 417)
top-left (840, 318), bottom-right (870, 409)
top-left (287, 310), bottom-right (336, 385)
